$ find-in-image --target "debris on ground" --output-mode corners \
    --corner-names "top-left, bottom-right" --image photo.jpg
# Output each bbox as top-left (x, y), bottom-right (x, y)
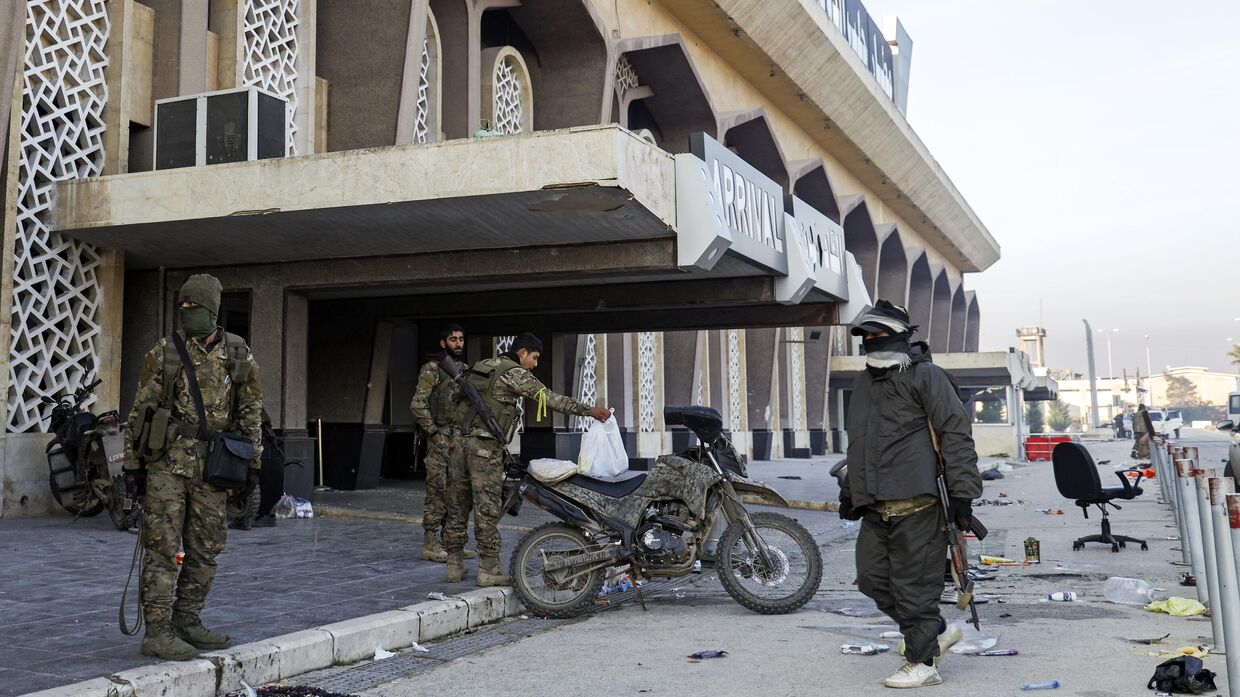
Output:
top-left (226, 688), bottom-right (360, 697)
top-left (427, 592), bottom-right (450, 601)
top-left (1019, 680), bottom-right (1061, 690)
top-left (978, 648), bottom-right (1019, 656)
top-left (410, 641), bottom-right (429, 652)
top-left (975, 498), bottom-right (1017, 506)
top-left (687, 650), bottom-right (728, 660)
top-left (1145, 598), bottom-right (1206, 617)
top-left (1046, 592), bottom-right (1077, 602)
top-left (373, 648), bottom-right (395, 660)
top-left (1147, 655), bottom-right (1217, 694)
top-left (1150, 645), bottom-right (1210, 659)
top-left (1179, 572), bottom-right (1197, 587)
top-left (833, 606), bottom-right (884, 618)
top-left (879, 631), bottom-right (903, 639)
top-left (1036, 508), bottom-right (1065, 515)
top-left (777, 475), bottom-right (803, 480)
top-left (841, 521), bottom-right (858, 530)
top-left (950, 622), bottom-right (1001, 655)
top-left (1126, 633), bottom-right (1171, 645)
top-left (840, 643), bottom-right (889, 655)
top-left (982, 469), bottom-right (1005, 481)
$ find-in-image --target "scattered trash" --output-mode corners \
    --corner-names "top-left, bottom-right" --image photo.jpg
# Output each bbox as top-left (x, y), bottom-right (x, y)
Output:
top-left (1103, 577), bottom-right (1156, 605)
top-left (1036, 508), bottom-right (1065, 515)
top-left (975, 498), bottom-right (1016, 506)
top-left (427, 592), bottom-right (450, 601)
top-left (834, 606), bottom-right (884, 618)
top-left (599, 574), bottom-right (635, 596)
top-left (967, 569), bottom-right (996, 581)
top-left (978, 648), bottom-right (1019, 656)
top-left (999, 613), bottom-right (1012, 618)
top-left (840, 643), bottom-right (889, 655)
top-left (519, 615), bottom-right (529, 620)
top-left (1127, 633), bottom-right (1171, 645)
top-left (1024, 537), bottom-right (1041, 564)
top-left (980, 555), bottom-right (1017, 565)
top-left (777, 475), bottom-right (803, 480)
top-left (1151, 646), bottom-right (1210, 659)
top-left (1046, 592), bottom-right (1076, 602)
top-left (410, 641), bottom-right (429, 652)
top-left (1165, 535), bottom-right (1181, 541)
top-left (293, 497), bottom-right (314, 518)
top-left (1020, 680), bottom-right (1061, 690)
top-left (840, 521), bottom-right (858, 530)
top-left (1147, 656), bottom-right (1217, 694)
top-left (1146, 598), bottom-right (1206, 617)
top-left (982, 469), bottom-right (1005, 481)
top-left (998, 491), bottom-right (1009, 497)
top-left (373, 648), bottom-right (395, 660)
top-left (272, 494), bottom-right (298, 519)
top-left (227, 688), bottom-right (361, 697)
top-left (240, 681), bottom-right (258, 697)
top-left (688, 650), bottom-right (728, 660)
top-left (1179, 572), bottom-right (1197, 587)
top-left (950, 622), bottom-right (1000, 655)
top-left (879, 631), bottom-right (903, 639)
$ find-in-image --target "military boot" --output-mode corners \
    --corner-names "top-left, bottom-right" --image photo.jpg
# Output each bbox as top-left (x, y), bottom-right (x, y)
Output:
top-left (446, 551), bottom-right (465, 583)
top-left (172, 611), bottom-right (231, 650)
top-left (421, 531), bottom-right (449, 563)
top-left (141, 621), bottom-right (199, 661)
top-left (476, 558), bottom-right (511, 587)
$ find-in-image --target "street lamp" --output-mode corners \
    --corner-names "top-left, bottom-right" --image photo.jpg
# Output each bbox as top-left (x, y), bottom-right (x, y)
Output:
top-left (1144, 334), bottom-right (1152, 379)
top-left (1098, 328), bottom-right (1118, 378)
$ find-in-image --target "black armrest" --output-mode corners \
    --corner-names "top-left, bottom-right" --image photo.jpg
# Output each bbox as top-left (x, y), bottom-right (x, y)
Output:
top-left (1113, 469), bottom-right (1143, 497)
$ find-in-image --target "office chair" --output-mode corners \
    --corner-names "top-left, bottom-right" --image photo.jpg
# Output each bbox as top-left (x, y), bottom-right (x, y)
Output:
top-left (1051, 442), bottom-right (1149, 552)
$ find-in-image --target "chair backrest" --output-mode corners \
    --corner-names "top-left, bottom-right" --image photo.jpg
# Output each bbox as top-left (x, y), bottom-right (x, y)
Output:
top-left (1051, 442), bottom-right (1102, 501)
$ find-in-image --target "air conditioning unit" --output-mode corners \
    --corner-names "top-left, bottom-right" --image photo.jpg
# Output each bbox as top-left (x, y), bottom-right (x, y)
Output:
top-left (154, 86), bottom-right (287, 170)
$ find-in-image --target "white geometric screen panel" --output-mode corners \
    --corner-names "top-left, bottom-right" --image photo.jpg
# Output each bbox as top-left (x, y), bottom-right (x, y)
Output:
top-left (574, 334), bottom-right (598, 432)
top-left (241, 0), bottom-right (300, 154)
top-left (10, 0), bottom-right (110, 433)
top-left (789, 327), bottom-right (804, 430)
top-left (615, 55), bottom-right (639, 94)
top-left (637, 332), bottom-right (657, 432)
top-left (493, 56), bottom-right (523, 135)
top-left (728, 330), bottom-right (742, 433)
top-left (413, 39), bottom-right (430, 144)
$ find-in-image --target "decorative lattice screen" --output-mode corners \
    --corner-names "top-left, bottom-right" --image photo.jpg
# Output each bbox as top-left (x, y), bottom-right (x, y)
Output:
top-left (241, 0), bottom-right (300, 154)
top-left (413, 39), bottom-right (430, 144)
top-left (575, 334), bottom-right (598, 432)
top-left (637, 332), bottom-right (657, 432)
top-left (9, 0), bottom-right (110, 433)
top-left (728, 330), bottom-right (742, 433)
top-left (493, 57), bottom-right (523, 135)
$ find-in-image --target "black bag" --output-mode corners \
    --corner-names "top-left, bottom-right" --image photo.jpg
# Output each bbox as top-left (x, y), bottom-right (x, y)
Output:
top-left (1147, 655), bottom-right (1217, 694)
top-left (172, 334), bottom-right (254, 490)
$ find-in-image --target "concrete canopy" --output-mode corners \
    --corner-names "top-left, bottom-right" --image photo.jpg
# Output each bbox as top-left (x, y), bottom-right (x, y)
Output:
top-left (876, 225), bottom-right (907, 306)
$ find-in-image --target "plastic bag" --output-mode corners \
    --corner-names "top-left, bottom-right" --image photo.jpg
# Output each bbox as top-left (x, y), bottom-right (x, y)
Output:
top-left (530, 458), bottom-right (579, 483)
top-left (578, 416), bottom-right (628, 477)
top-left (1146, 597), bottom-right (1205, 617)
top-left (293, 497), bottom-right (313, 518)
top-left (1147, 655), bottom-right (1217, 693)
top-left (272, 494), bottom-right (297, 519)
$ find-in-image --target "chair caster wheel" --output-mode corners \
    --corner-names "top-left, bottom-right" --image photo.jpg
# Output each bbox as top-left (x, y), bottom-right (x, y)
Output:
top-left (1073, 543), bottom-right (1083, 551)
top-left (1141, 543), bottom-right (1149, 551)
top-left (1111, 545), bottom-right (1120, 553)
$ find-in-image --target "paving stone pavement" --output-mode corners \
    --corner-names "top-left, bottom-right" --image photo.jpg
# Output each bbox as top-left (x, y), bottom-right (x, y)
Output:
top-left (0, 513), bottom-right (522, 696)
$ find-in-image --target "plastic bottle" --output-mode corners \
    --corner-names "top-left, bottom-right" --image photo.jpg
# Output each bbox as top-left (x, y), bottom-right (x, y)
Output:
top-left (1102, 576), bottom-right (1155, 605)
top-left (978, 648), bottom-right (1019, 656)
top-left (1046, 592), bottom-right (1076, 602)
top-left (1020, 680), bottom-right (1061, 690)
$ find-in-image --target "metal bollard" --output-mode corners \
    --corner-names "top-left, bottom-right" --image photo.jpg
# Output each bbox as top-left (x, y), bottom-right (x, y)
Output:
top-left (1209, 479), bottom-right (1238, 674)
top-left (1158, 442), bottom-right (1174, 504)
top-left (1171, 451), bottom-right (1192, 565)
top-left (1195, 468), bottom-right (1223, 649)
top-left (1179, 458), bottom-right (1209, 602)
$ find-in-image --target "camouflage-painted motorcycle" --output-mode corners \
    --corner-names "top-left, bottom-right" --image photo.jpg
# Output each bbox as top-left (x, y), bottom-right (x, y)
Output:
top-left (506, 405), bottom-right (823, 618)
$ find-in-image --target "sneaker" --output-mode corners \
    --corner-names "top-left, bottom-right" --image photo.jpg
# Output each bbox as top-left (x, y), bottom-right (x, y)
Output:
top-left (939, 588), bottom-right (958, 605)
top-left (935, 622), bottom-right (963, 664)
top-left (883, 662), bottom-right (942, 689)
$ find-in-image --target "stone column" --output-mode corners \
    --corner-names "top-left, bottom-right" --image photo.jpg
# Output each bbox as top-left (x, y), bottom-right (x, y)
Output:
top-left (745, 328), bottom-right (780, 460)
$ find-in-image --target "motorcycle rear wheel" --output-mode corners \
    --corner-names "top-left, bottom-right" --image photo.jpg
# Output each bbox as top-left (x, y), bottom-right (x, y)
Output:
top-left (50, 475), bottom-right (105, 517)
top-left (717, 511), bottom-right (822, 614)
top-left (510, 523), bottom-right (606, 619)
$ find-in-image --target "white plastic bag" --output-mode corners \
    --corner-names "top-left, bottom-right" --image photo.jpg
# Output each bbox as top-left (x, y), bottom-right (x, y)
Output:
top-left (530, 458), bottom-right (579, 483)
top-left (578, 417), bottom-right (629, 477)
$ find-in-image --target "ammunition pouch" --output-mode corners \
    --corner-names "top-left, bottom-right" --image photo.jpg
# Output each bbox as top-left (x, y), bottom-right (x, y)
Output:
top-left (134, 404), bottom-right (173, 465)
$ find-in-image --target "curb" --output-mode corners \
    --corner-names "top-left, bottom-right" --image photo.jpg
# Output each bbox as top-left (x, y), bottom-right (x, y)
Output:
top-left (314, 505), bottom-right (534, 533)
top-left (21, 588), bottom-right (523, 697)
top-left (740, 494), bottom-right (839, 513)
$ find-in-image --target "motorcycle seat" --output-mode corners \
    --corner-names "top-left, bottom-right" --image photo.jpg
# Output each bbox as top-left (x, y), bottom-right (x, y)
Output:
top-left (565, 471), bottom-right (647, 498)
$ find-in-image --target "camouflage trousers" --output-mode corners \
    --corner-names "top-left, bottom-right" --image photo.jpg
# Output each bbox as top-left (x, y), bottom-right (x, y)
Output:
top-left (422, 435), bottom-right (451, 534)
top-left (140, 468), bottom-right (228, 623)
top-left (443, 436), bottom-right (505, 560)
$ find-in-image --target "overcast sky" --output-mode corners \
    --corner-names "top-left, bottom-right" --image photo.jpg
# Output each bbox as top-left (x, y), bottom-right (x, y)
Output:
top-left (862, 0), bottom-right (1240, 376)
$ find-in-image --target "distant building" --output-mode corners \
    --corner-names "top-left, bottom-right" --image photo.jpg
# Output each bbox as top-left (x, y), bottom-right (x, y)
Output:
top-left (1054, 366), bottom-right (1238, 427)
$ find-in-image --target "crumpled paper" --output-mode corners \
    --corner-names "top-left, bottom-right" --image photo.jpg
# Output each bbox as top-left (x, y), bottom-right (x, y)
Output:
top-left (1145, 597), bottom-right (1206, 617)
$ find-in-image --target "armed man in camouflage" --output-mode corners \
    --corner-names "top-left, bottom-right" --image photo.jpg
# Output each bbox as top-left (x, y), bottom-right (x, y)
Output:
top-left (122, 274), bottom-right (263, 660)
top-left (410, 323), bottom-right (475, 562)
top-left (443, 332), bottom-right (611, 586)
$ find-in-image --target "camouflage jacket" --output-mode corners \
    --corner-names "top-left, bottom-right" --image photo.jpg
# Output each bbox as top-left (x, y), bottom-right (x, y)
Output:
top-left (410, 357), bottom-right (463, 436)
top-left (123, 333), bottom-right (264, 477)
top-left (470, 364), bottom-right (592, 440)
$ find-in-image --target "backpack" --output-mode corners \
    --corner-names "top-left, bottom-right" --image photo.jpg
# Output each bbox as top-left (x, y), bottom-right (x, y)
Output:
top-left (1147, 656), bottom-right (1217, 694)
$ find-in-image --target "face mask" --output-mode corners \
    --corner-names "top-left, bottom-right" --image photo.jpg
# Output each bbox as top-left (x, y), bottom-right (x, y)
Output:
top-left (862, 334), bottom-right (910, 355)
top-left (179, 307), bottom-right (217, 339)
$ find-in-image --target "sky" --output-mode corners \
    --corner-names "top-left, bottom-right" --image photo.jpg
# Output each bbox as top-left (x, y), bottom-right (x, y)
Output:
top-left (862, 0), bottom-right (1240, 376)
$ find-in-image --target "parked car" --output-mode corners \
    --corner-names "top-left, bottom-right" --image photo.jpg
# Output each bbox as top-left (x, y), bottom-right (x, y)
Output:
top-left (1150, 409), bottom-right (1184, 439)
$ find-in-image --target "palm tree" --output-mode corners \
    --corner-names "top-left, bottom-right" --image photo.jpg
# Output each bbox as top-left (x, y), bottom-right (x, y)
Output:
top-left (1230, 344), bottom-right (1240, 370)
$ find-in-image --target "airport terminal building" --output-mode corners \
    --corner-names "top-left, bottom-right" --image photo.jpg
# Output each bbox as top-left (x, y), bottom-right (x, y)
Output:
top-left (0, 0), bottom-right (999, 516)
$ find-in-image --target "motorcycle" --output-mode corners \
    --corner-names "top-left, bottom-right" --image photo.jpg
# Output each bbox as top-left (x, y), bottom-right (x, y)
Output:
top-left (44, 377), bottom-right (133, 529)
top-left (505, 405), bottom-right (823, 618)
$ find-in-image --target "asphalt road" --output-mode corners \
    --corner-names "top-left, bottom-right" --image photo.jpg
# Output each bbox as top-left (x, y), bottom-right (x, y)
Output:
top-left (336, 431), bottom-right (1235, 697)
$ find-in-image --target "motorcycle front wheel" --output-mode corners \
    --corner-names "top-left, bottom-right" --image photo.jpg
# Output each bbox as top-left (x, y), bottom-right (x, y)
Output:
top-left (717, 511), bottom-right (822, 614)
top-left (510, 523), bottom-right (606, 619)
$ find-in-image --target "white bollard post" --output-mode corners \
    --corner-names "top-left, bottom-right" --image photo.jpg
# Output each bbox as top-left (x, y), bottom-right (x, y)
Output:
top-left (1157, 441), bottom-right (1173, 504)
top-left (1171, 451), bottom-right (1193, 565)
top-left (1196, 468), bottom-right (1224, 650)
top-left (1179, 458), bottom-right (1209, 602)
top-left (1209, 479), bottom-right (1238, 675)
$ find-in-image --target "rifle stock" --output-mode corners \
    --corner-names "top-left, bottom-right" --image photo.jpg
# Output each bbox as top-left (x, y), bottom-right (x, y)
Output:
top-left (438, 355), bottom-right (508, 443)
top-left (929, 421), bottom-right (982, 630)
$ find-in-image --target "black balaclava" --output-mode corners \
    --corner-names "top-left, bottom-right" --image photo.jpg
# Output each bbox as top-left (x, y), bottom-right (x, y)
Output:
top-left (178, 274), bottom-right (223, 339)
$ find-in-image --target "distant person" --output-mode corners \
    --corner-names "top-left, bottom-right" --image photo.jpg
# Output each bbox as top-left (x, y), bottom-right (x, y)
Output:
top-left (1112, 413), bottom-right (1125, 439)
top-left (1132, 404), bottom-right (1152, 460)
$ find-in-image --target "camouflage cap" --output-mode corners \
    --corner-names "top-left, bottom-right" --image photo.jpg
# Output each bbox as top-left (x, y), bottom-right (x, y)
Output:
top-left (178, 274), bottom-right (223, 316)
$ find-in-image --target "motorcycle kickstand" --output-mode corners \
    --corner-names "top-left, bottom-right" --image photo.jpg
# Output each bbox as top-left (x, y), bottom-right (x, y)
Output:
top-left (633, 580), bottom-right (648, 612)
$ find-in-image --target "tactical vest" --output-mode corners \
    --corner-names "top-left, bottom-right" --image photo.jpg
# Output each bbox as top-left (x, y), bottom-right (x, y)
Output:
top-left (460, 356), bottom-right (522, 439)
top-left (427, 363), bottom-right (463, 427)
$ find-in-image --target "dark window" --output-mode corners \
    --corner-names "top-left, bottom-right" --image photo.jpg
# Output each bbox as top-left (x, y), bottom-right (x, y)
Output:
top-left (218, 291), bottom-right (251, 343)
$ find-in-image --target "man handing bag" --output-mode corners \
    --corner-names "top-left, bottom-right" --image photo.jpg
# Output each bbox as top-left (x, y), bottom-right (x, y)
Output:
top-left (578, 414), bottom-right (628, 477)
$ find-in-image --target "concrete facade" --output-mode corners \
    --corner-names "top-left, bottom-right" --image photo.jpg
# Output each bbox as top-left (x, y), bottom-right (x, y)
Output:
top-left (0, 0), bottom-right (999, 516)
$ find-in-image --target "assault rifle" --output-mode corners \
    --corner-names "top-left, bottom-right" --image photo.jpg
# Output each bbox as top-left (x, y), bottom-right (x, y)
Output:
top-left (437, 354), bottom-right (524, 516)
top-left (928, 423), bottom-right (987, 631)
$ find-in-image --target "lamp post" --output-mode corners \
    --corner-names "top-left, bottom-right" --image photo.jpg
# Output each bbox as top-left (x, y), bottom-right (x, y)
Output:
top-left (1145, 334), bottom-right (1152, 379)
top-left (1098, 328), bottom-right (1118, 378)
